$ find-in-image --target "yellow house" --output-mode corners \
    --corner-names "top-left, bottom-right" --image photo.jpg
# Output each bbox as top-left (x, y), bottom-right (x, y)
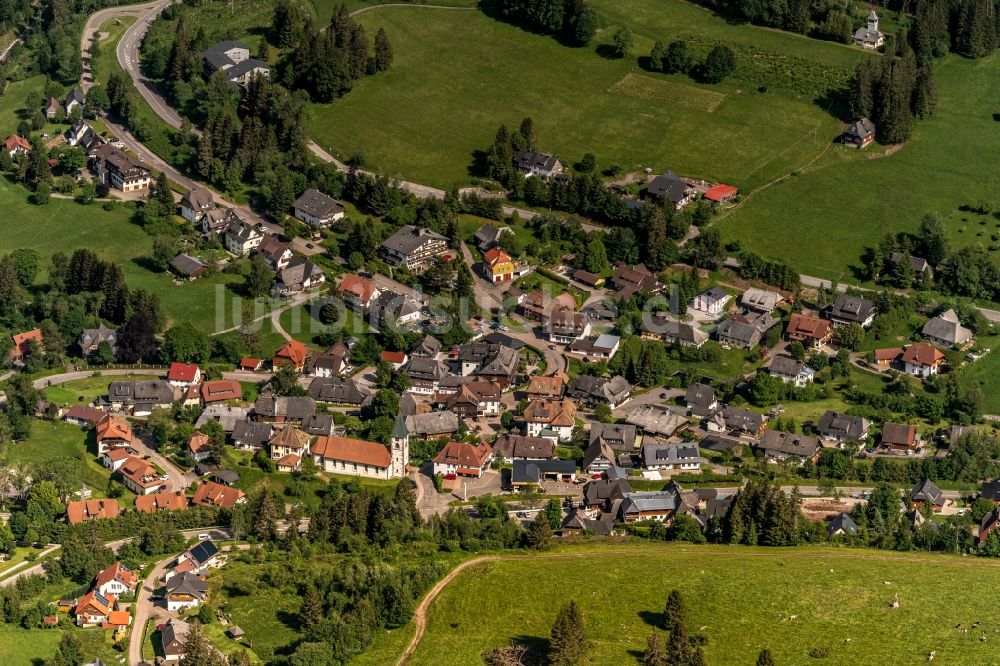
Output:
top-left (483, 248), bottom-right (515, 283)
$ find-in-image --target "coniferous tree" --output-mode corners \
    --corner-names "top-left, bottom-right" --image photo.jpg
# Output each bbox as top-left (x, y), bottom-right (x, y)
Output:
top-left (549, 600), bottom-right (587, 666)
top-left (486, 125), bottom-right (514, 186)
top-left (663, 589), bottom-right (686, 634)
top-left (757, 648), bottom-right (777, 666)
top-left (374, 27), bottom-right (393, 72)
top-left (644, 630), bottom-right (667, 666)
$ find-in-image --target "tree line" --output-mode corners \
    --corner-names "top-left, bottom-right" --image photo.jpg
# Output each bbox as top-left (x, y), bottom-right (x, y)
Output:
top-left (497, 0), bottom-right (598, 45)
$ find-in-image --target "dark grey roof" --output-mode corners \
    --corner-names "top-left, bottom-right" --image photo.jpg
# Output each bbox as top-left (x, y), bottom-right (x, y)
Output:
top-left (568, 374), bottom-right (633, 404)
top-left (170, 253), bottom-right (208, 277)
top-left (181, 187), bottom-right (213, 211)
top-left (293, 188), bottom-right (344, 220)
top-left (982, 479), bottom-right (1000, 502)
top-left (910, 479), bottom-right (943, 505)
top-left (78, 324), bottom-right (117, 351)
top-left (278, 256), bottom-right (323, 288)
top-left (404, 411), bottom-right (460, 436)
top-left (481, 332), bottom-right (525, 350)
top-left (210, 469), bottom-right (240, 485)
top-left (640, 315), bottom-right (708, 346)
top-left (512, 458), bottom-right (576, 483)
top-left (493, 434), bottom-right (555, 459)
top-left (719, 406), bottom-right (765, 434)
top-left (107, 380), bottom-right (175, 406)
top-left (583, 477), bottom-right (632, 506)
top-left (921, 309), bottom-right (973, 346)
top-left (301, 413), bottom-right (336, 436)
top-left (828, 293), bottom-right (876, 324)
top-left (768, 355), bottom-right (804, 377)
top-left (641, 443), bottom-right (700, 468)
top-left (166, 572), bottom-right (208, 598)
top-left (829, 512), bottom-right (858, 536)
top-left (401, 356), bottom-right (449, 381)
top-left (473, 223), bottom-right (509, 248)
top-left (187, 539), bottom-right (219, 566)
top-left (231, 421), bottom-right (272, 446)
top-left (202, 40), bottom-right (249, 70)
top-left (224, 57), bottom-right (269, 82)
top-left (410, 335), bottom-right (441, 357)
top-left (253, 396), bottom-right (315, 420)
top-left (685, 383), bottom-right (717, 414)
top-left (890, 252), bottom-right (931, 275)
top-left (699, 433), bottom-right (743, 453)
top-left (817, 411), bottom-right (870, 441)
top-left (515, 148), bottom-right (561, 172)
top-left (589, 423), bottom-right (637, 451)
top-left (308, 377), bottom-right (371, 405)
top-left (66, 87), bottom-right (85, 106)
top-left (843, 118), bottom-right (875, 141)
top-left (561, 508), bottom-right (614, 535)
top-left (380, 225), bottom-right (447, 256)
top-left (757, 430), bottom-right (820, 458)
top-left (647, 172), bottom-right (689, 203)
top-left (161, 619), bottom-right (190, 656)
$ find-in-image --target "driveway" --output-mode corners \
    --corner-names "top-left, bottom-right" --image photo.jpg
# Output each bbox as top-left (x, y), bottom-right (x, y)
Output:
top-left (128, 551), bottom-right (173, 665)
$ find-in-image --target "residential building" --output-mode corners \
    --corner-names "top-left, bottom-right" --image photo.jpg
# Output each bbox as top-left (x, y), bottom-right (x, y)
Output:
top-left (401, 356), bottom-right (451, 393)
top-left (169, 253), bottom-right (208, 280)
top-left (202, 207), bottom-right (239, 235)
top-left (829, 512), bottom-right (858, 536)
top-left (231, 421), bottom-right (272, 451)
top-left (691, 287), bottom-right (731, 316)
top-left (922, 309), bottom-right (973, 348)
top-left (200, 380), bottom-right (242, 405)
top-left (202, 40), bottom-right (268, 85)
top-left (512, 459), bottom-right (576, 486)
top-left (45, 96), bottom-right (59, 119)
top-left (74, 590), bottom-right (116, 627)
top-left (767, 355), bottom-right (815, 387)
top-left (269, 427), bottom-right (311, 463)
top-left (91, 144), bottom-right (151, 191)
top-left (253, 395), bottom-right (315, 424)
top-left (180, 187), bottom-right (213, 223)
top-left (273, 339), bottom-right (310, 371)
top-left (785, 313), bottom-right (832, 348)
top-left (841, 118), bottom-right (876, 147)
top-left (624, 404), bottom-right (689, 439)
top-left (827, 293), bottom-right (877, 328)
top-left (256, 236), bottom-right (293, 271)
top-left (172, 540), bottom-right (223, 578)
top-left (276, 256), bottom-right (325, 295)
top-left (309, 342), bottom-right (350, 378)
top-left (483, 247), bottom-right (516, 283)
top-left (401, 411), bottom-right (461, 439)
top-left (699, 433), bottom-right (744, 454)
top-left (890, 252), bottom-right (934, 282)
top-left (64, 405), bottom-right (106, 426)
top-left (65, 87), bottom-right (85, 115)
top-left (874, 347), bottom-right (902, 368)
top-left (293, 188), bottom-right (345, 227)
top-left (816, 411), bottom-right (870, 445)
top-left (188, 431), bottom-right (212, 462)
top-left (10, 328), bottom-right (42, 361)
top-left (3, 134), bottom-right (31, 157)
top-left (524, 375), bottom-right (565, 399)
top-left (647, 171), bottom-right (694, 209)
top-left (66, 499), bottom-right (120, 525)
top-left (515, 148), bottom-right (563, 177)
top-left (440, 380), bottom-right (502, 418)
top-left (756, 430), bottom-right (821, 463)
top-left (95, 414), bottom-right (133, 454)
top-left (370, 290), bottom-right (422, 330)
top-left (195, 405), bottom-right (250, 432)
top-left (853, 11), bottom-right (884, 49)
top-left (715, 312), bottom-right (778, 349)
top-left (456, 342), bottom-right (520, 389)
top-left (705, 406), bottom-right (766, 437)
top-left (642, 443), bottom-right (701, 471)
top-left (492, 434), bottom-right (556, 461)
top-left (101, 447), bottom-right (131, 471)
top-left (119, 456), bottom-right (164, 495)
top-left (549, 306), bottom-right (591, 344)
top-left (191, 481), bottom-right (246, 508)
top-left (523, 398), bottom-right (577, 441)
top-left (432, 441), bottom-right (493, 477)
top-left (910, 479), bottom-right (945, 510)
top-left (165, 573), bottom-right (208, 611)
top-left (640, 315), bottom-right (708, 347)
top-left (161, 618), bottom-right (190, 661)
top-left (980, 508), bottom-right (1000, 544)
top-left (94, 562), bottom-right (138, 598)
top-left (167, 362), bottom-right (202, 388)
top-left (901, 343), bottom-right (944, 377)
top-left (741, 287), bottom-right (783, 313)
top-left (684, 383), bottom-right (718, 418)
top-left (582, 439), bottom-right (618, 475)
top-left (77, 324), bottom-right (117, 357)
top-left (223, 219), bottom-right (264, 256)
top-left (881, 422), bottom-right (917, 450)
top-left (134, 490), bottom-right (187, 514)
top-left (568, 333), bottom-right (620, 359)
top-left (589, 423), bottom-right (638, 453)
top-left (379, 225), bottom-right (449, 272)
top-left (519, 291), bottom-right (575, 324)
top-left (308, 376), bottom-right (371, 406)
top-left (473, 223), bottom-right (511, 250)
top-left (607, 263), bottom-right (663, 299)
top-left (339, 274), bottom-right (380, 311)
top-left (310, 435), bottom-right (396, 479)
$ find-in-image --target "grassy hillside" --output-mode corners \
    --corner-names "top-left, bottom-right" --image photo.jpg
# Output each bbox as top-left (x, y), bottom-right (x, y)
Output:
top-left (393, 543), bottom-right (1000, 665)
top-left (306, 0), bottom-right (864, 189)
top-left (717, 53), bottom-right (1000, 283)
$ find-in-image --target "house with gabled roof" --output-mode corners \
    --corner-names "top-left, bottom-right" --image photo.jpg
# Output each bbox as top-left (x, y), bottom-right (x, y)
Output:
top-left (10, 328), bottom-right (42, 361)
top-left (167, 362), bottom-right (202, 388)
top-left (180, 187), bottom-right (213, 223)
top-left (339, 274), bottom-right (380, 311)
top-left (589, 423), bottom-right (638, 453)
top-left (223, 218), bottom-right (264, 256)
top-left (684, 383), bottom-right (718, 418)
top-left (192, 481), bottom-right (246, 508)
top-left (608, 263), bottom-right (663, 299)
top-left (525, 374), bottom-right (565, 399)
top-left (767, 355), bottom-right (814, 387)
top-left (881, 422), bottom-right (917, 450)
top-left (756, 430), bottom-right (820, 463)
top-left (293, 188), bottom-right (345, 227)
top-left (641, 442), bottom-right (700, 471)
top-left (170, 539), bottom-right (222, 580)
top-left (473, 223), bottom-right (512, 250)
top-left (910, 479), bottom-right (945, 510)
top-left (922, 309), bottom-right (973, 349)
top-left (75, 590), bottom-right (117, 627)
top-left (567, 374), bottom-right (633, 408)
top-left (817, 411), bottom-right (870, 445)
top-left (276, 256), bottom-right (325, 295)
top-left (308, 376), bottom-right (371, 407)
top-left (647, 171), bottom-right (694, 209)
top-left (625, 404), bottom-right (689, 438)
top-left (827, 293), bottom-right (876, 328)
top-left (379, 225), bottom-right (449, 272)
top-left (890, 252), bottom-right (933, 282)
top-left (901, 343), bottom-right (944, 377)
top-left (166, 572), bottom-right (208, 611)
top-left (492, 434), bottom-right (555, 461)
top-left (135, 490), bottom-right (187, 514)
top-left (432, 441), bottom-right (493, 478)
top-left (66, 499), bottom-right (120, 525)
top-left (842, 117), bottom-right (876, 147)
top-left (703, 183), bottom-right (738, 203)
top-left (523, 398), bottom-right (577, 441)
top-left (515, 148), bottom-right (563, 178)
top-left (273, 339), bottom-right (310, 371)
top-left (91, 144), bottom-right (151, 192)
top-left (979, 507), bottom-right (1000, 544)
top-left (311, 435), bottom-right (395, 479)
top-left (829, 512), bottom-right (858, 536)
top-left (95, 414), bottom-right (133, 454)
top-left (691, 287), bottom-right (731, 317)
top-left (3, 134), bottom-right (31, 157)
top-left (741, 287), bottom-right (783, 313)
top-left (705, 406), bottom-right (766, 437)
top-left (77, 324), bottom-right (117, 357)
top-left (101, 447), bottom-right (131, 472)
top-left (785, 313), bottom-right (832, 348)
top-left (94, 562), bottom-right (138, 598)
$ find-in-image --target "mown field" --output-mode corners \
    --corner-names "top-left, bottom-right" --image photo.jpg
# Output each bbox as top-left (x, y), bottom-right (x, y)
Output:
top-left (393, 543), bottom-right (1000, 665)
top-left (717, 52), bottom-right (1000, 283)
top-left (306, 0), bottom-right (862, 190)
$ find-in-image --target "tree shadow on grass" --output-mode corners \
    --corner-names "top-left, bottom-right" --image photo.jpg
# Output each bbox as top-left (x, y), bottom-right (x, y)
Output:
top-left (467, 148), bottom-right (489, 179)
top-left (638, 609), bottom-right (662, 628)
top-left (507, 634), bottom-right (549, 666)
top-left (132, 256), bottom-right (166, 274)
top-left (276, 609), bottom-right (303, 632)
top-left (595, 44), bottom-right (625, 60)
top-left (627, 648), bottom-right (647, 663)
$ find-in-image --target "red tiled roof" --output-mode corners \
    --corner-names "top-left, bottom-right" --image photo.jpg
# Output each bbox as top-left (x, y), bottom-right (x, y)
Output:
top-left (3, 135), bottom-right (30, 152)
top-left (188, 431), bottom-right (210, 454)
top-left (66, 499), bottom-right (120, 525)
top-left (874, 347), bottom-right (903, 361)
top-left (95, 562), bottom-right (137, 591)
top-left (380, 351), bottom-right (406, 364)
top-left (96, 414), bottom-right (132, 443)
top-left (192, 481), bottom-right (245, 508)
top-left (433, 441), bottom-right (493, 469)
top-left (239, 357), bottom-right (261, 371)
top-left (310, 435), bottom-right (391, 468)
top-left (703, 184), bottom-right (738, 202)
top-left (134, 490), bottom-right (187, 513)
top-left (167, 362), bottom-right (200, 383)
top-left (786, 313), bottom-right (831, 340)
top-left (523, 398), bottom-right (577, 426)
top-left (201, 380), bottom-right (242, 403)
top-left (274, 340), bottom-right (309, 367)
top-left (10, 328), bottom-right (42, 357)
top-left (901, 343), bottom-right (944, 367)
top-left (339, 274), bottom-right (377, 303)
top-left (276, 454), bottom-right (301, 468)
top-left (105, 610), bottom-right (131, 627)
top-left (104, 448), bottom-right (131, 462)
top-left (483, 248), bottom-right (512, 266)
top-left (120, 456), bottom-right (159, 489)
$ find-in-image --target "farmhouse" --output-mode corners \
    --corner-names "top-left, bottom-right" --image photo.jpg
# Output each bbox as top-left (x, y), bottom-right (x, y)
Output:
top-left (901, 343), bottom-right (944, 377)
top-left (293, 188), bottom-right (345, 227)
top-left (784, 313), bottom-right (832, 348)
top-left (91, 144), bottom-right (151, 192)
top-left (853, 11), bottom-right (885, 49)
top-left (922, 309), bottom-right (973, 348)
top-left (254, 395), bottom-right (315, 424)
top-left (827, 293), bottom-right (876, 328)
top-left (308, 376), bottom-right (371, 406)
top-left (380, 225), bottom-right (449, 272)
top-left (432, 441), bottom-right (493, 477)
top-left (589, 422), bottom-right (638, 452)
top-left (715, 313), bottom-right (777, 349)
top-left (841, 118), bottom-right (876, 148)
top-left (647, 171), bottom-right (694, 209)
top-left (515, 148), bottom-right (563, 178)
top-left (119, 456), bottom-right (164, 495)
top-left (401, 356), bottom-right (450, 393)
top-left (524, 374), bottom-right (565, 399)
top-left (625, 404), bottom-right (689, 438)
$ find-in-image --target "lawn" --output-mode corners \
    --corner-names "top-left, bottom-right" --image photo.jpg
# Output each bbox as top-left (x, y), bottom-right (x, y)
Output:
top-left (399, 542), bottom-right (1000, 665)
top-left (278, 301), bottom-right (370, 348)
top-left (717, 52), bottom-right (1000, 285)
top-left (0, 625), bottom-right (65, 664)
top-left (305, 0), bottom-right (859, 190)
top-left (41, 373), bottom-right (160, 404)
top-left (4, 419), bottom-right (129, 502)
top-left (958, 335), bottom-right (1000, 414)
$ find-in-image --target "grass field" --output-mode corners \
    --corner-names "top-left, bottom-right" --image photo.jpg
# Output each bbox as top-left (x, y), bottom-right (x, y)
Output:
top-left (41, 373), bottom-right (159, 404)
top-left (278, 302), bottom-right (370, 347)
top-left (717, 52), bottom-right (1000, 283)
top-left (958, 335), bottom-right (1000, 414)
top-left (396, 543), bottom-right (1000, 665)
top-left (306, 0), bottom-right (858, 190)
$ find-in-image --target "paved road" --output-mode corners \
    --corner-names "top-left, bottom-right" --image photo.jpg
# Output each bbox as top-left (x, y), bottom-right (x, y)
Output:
top-left (128, 549), bottom-right (173, 665)
top-left (0, 544), bottom-right (60, 586)
top-left (80, 0), bottom-right (164, 93)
